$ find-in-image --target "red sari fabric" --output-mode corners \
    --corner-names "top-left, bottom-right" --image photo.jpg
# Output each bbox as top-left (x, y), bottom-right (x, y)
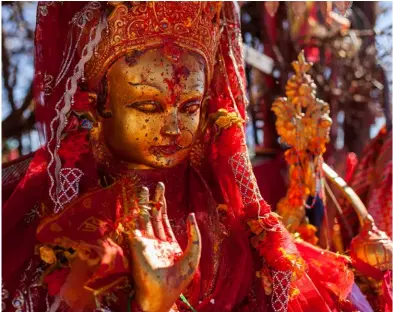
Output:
top-left (342, 128), bottom-right (392, 310)
top-left (2, 2), bottom-right (362, 312)
top-left (340, 127), bottom-right (392, 246)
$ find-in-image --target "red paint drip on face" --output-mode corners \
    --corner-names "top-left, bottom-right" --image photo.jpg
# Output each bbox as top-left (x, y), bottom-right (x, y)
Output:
top-left (164, 65), bottom-right (191, 105)
top-left (164, 77), bottom-right (178, 106)
top-left (174, 65), bottom-right (191, 80)
top-left (161, 41), bottom-right (192, 105)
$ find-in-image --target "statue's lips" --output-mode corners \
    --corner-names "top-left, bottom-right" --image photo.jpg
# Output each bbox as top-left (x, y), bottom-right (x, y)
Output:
top-left (151, 145), bottom-right (182, 156)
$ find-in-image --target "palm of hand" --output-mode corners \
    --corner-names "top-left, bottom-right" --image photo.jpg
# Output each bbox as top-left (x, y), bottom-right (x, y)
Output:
top-left (129, 183), bottom-right (201, 312)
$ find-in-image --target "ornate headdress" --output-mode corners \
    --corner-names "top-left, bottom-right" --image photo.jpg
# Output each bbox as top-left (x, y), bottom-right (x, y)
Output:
top-left (84, 2), bottom-right (222, 88)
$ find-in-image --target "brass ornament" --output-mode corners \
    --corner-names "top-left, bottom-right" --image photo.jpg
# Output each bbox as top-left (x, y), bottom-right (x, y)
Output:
top-left (323, 165), bottom-right (393, 274)
top-left (350, 216), bottom-right (392, 272)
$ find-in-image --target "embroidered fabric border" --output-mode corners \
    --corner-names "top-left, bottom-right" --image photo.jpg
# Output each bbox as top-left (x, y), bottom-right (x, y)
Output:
top-left (45, 3), bottom-right (107, 213)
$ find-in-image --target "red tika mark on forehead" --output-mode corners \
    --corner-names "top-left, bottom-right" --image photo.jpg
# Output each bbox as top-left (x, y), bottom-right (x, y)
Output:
top-left (164, 77), bottom-right (179, 106)
top-left (164, 64), bottom-right (191, 106)
top-left (161, 40), bottom-right (192, 105)
top-left (174, 65), bottom-right (191, 80)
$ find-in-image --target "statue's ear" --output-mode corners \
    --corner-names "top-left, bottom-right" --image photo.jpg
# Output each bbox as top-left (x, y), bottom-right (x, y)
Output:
top-left (95, 76), bottom-right (113, 119)
top-left (81, 92), bottom-right (100, 121)
top-left (87, 92), bottom-right (97, 109)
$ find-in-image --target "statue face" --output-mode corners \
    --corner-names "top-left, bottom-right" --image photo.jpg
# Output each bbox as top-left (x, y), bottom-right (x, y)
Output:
top-left (102, 48), bottom-right (205, 168)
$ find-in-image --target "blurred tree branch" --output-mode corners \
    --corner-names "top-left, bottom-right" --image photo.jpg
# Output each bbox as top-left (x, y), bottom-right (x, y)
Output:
top-left (2, 84), bottom-right (34, 138)
top-left (2, 1), bottom-right (35, 156)
top-left (2, 28), bottom-right (17, 111)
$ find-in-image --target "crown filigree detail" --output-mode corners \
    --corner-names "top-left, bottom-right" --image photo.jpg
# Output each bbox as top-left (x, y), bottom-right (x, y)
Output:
top-left (84, 1), bottom-right (222, 87)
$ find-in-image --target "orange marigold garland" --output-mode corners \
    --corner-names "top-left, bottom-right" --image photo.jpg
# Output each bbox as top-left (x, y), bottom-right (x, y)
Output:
top-left (271, 51), bottom-right (332, 243)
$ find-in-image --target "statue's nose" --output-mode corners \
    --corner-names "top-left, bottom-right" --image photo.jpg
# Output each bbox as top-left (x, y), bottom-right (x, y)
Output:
top-left (161, 109), bottom-right (180, 137)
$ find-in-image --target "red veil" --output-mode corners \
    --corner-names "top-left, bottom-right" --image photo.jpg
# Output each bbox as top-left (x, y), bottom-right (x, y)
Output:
top-left (2, 2), bottom-right (359, 312)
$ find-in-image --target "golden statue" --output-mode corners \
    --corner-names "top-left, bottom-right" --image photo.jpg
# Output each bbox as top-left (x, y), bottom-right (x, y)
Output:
top-left (1, 2), bottom-right (385, 312)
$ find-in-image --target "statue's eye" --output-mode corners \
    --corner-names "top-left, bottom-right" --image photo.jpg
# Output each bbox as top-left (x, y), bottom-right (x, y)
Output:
top-left (129, 101), bottom-right (163, 113)
top-left (181, 101), bottom-right (201, 115)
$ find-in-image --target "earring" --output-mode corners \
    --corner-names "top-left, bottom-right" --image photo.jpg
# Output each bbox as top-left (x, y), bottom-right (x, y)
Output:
top-left (90, 121), bottom-right (111, 169)
top-left (175, 128), bottom-right (194, 149)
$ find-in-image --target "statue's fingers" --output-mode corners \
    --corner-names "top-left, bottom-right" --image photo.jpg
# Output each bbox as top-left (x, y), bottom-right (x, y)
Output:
top-left (137, 186), bottom-right (150, 205)
top-left (174, 214), bottom-right (201, 288)
top-left (140, 205), bottom-right (154, 238)
top-left (162, 211), bottom-right (177, 242)
top-left (151, 207), bottom-right (166, 241)
top-left (153, 181), bottom-right (165, 203)
top-left (151, 182), bottom-right (166, 240)
top-left (157, 183), bottom-right (177, 242)
top-left (137, 187), bottom-right (154, 238)
top-left (153, 182), bottom-right (164, 222)
top-left (180, 213), bottom-right (201, 272)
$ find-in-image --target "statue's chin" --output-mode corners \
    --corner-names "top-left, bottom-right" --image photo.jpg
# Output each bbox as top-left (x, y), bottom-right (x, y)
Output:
top-left (118, 155), bottom-right (189, 170)
top-left (137, 159), bottom-right (188, 170)
top-left (104, 142), bottom-right (191, 170)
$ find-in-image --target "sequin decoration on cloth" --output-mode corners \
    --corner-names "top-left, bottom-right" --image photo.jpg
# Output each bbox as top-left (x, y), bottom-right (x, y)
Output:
top-left (229, 152), bottom-right (263, 206)
top-left (2, 155), bottom-right (34, 187)
top-left (271, 271), bottom-right (292, 312)
top-left (57, 168), bottom-right (83, 207)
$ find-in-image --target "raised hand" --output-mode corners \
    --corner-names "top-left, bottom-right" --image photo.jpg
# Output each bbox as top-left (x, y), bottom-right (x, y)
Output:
top-left (129, 182), bottom-right (201, 312)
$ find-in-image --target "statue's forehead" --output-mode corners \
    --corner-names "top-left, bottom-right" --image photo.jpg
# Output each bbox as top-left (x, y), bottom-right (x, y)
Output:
top-left (107, 49), bottom-right (206, 95)
top-left (111, 48), bottom-right (204, 73)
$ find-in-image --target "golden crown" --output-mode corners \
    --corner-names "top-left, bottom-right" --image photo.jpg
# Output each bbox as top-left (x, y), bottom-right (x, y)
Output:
top-left (84, 1), bottom-right (222, 87)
